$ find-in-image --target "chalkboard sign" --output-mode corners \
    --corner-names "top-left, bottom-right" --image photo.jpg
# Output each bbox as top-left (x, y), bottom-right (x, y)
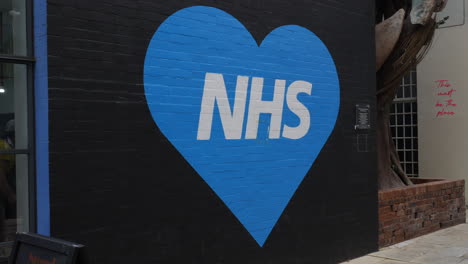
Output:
top-left (9, 233), bottom-right (83, 264)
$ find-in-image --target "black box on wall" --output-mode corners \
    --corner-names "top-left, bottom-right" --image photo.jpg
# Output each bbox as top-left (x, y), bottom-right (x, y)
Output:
top-left (46, 0), bottom-right (378, 263)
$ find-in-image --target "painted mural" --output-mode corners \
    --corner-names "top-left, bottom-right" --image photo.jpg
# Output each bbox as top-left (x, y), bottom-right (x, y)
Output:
top-left (143, 6), bottom-right (340, 246)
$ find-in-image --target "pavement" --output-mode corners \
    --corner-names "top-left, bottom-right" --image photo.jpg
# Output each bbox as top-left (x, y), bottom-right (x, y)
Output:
top-left (342, 211), bottom-right (468, 264)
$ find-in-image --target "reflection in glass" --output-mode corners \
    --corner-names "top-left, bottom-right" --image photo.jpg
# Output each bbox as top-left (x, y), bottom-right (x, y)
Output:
top-left (0, 0), bottom-right (29, 260)
top-left (0, 143), bottom-right (28, 258)
top-left (0, 155), bottom-right (28, 259)
top-left (0, 132), bottom-right (15, 245)
top-left (0, 63), bottom-right (27, 149)
top-left (15, 154), bottom-right (28, 234)
top-left (0, 62), bottom-right (29, 256)
top-left (0, 0), bottom-right (27, 56)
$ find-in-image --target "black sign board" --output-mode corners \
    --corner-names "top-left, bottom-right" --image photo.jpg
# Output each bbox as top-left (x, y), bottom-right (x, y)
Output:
top-left (355, 104), bottom-right (371, 130)
top-left (9, 233), bottom-right (83, 264)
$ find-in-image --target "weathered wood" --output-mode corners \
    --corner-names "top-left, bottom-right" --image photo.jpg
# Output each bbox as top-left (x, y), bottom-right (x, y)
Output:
top-left (411, 0), bottom-right (437, 25)
top-left (376, 9), bottom-right (405, 71)
top-left (375, 1), bottom-right (446, 190)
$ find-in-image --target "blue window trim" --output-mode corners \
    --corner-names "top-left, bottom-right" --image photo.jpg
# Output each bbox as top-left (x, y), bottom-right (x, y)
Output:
top-left (34, 0), bottom-right (50, 236)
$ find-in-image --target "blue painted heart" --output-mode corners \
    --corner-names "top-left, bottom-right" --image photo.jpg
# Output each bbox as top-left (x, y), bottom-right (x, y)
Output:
top-left (144, 6), bottom-right (340, 246)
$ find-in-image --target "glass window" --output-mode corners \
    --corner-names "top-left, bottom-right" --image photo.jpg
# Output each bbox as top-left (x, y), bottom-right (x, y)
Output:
top-left (0, 62), bottom-right (29, 257)
top-left (390, 69), bottom-right (419, 177)
top-left (0, 63), bottom-right (28, 148)
top-left (0, 154), bottom-right (29, 240)
top-left (0, 0), bottom-right (31, 260)
top-left (0, 0), bottom-right (27, 56)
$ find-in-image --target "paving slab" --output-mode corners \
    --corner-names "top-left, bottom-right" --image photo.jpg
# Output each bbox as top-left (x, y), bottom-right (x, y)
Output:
top-left (342, 211), bottom-right (468, 264)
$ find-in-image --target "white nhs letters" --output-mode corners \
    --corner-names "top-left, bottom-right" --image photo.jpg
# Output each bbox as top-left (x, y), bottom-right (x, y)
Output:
top-left (197, 72), bottom-right (312, 140)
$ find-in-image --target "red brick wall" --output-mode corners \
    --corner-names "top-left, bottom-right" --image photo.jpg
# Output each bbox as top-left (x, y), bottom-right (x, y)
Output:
top-left (379, 179), bottom-right (466, 247)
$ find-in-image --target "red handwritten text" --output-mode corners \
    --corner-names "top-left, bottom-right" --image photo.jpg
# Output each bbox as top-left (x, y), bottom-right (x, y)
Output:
top-left (435, 80), bottom-right (451, 88)
top-left (436, 109), bottom-right (455, 117)
top-left (434, 80), bottom-right (457, 118)
top-left (437, 88), bottom-right (457, 98)
top-left (445, 99), bottom-right (457, 107)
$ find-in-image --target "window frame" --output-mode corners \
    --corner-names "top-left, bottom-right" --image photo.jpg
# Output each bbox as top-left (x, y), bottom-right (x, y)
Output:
top-left (390, 69), bottom-right (419, 178)
top-left (0, 0), bottom-right (36, 234)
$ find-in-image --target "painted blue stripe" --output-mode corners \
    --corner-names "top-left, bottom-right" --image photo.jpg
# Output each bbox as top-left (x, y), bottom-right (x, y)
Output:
top-left (34, 0), bottom-right (50, 236)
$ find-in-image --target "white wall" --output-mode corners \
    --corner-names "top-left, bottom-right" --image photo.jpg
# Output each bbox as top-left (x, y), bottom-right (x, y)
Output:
top-left (417, 1), bottom-right (468, 202)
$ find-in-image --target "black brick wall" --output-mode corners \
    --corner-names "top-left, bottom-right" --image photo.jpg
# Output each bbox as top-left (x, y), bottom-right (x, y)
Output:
top-left (46, 0), bottom-right (378, 263)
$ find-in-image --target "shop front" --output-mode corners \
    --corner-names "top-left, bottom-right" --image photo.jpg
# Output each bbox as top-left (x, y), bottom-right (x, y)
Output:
top-left (0, 0), bottom-right (37, 261)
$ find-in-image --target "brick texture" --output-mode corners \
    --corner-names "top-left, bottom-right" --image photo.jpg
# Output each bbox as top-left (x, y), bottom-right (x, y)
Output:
top-left (379, 179), bottom-right (466, 248)
top-left (46, 0), bottom-right (378, 263)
